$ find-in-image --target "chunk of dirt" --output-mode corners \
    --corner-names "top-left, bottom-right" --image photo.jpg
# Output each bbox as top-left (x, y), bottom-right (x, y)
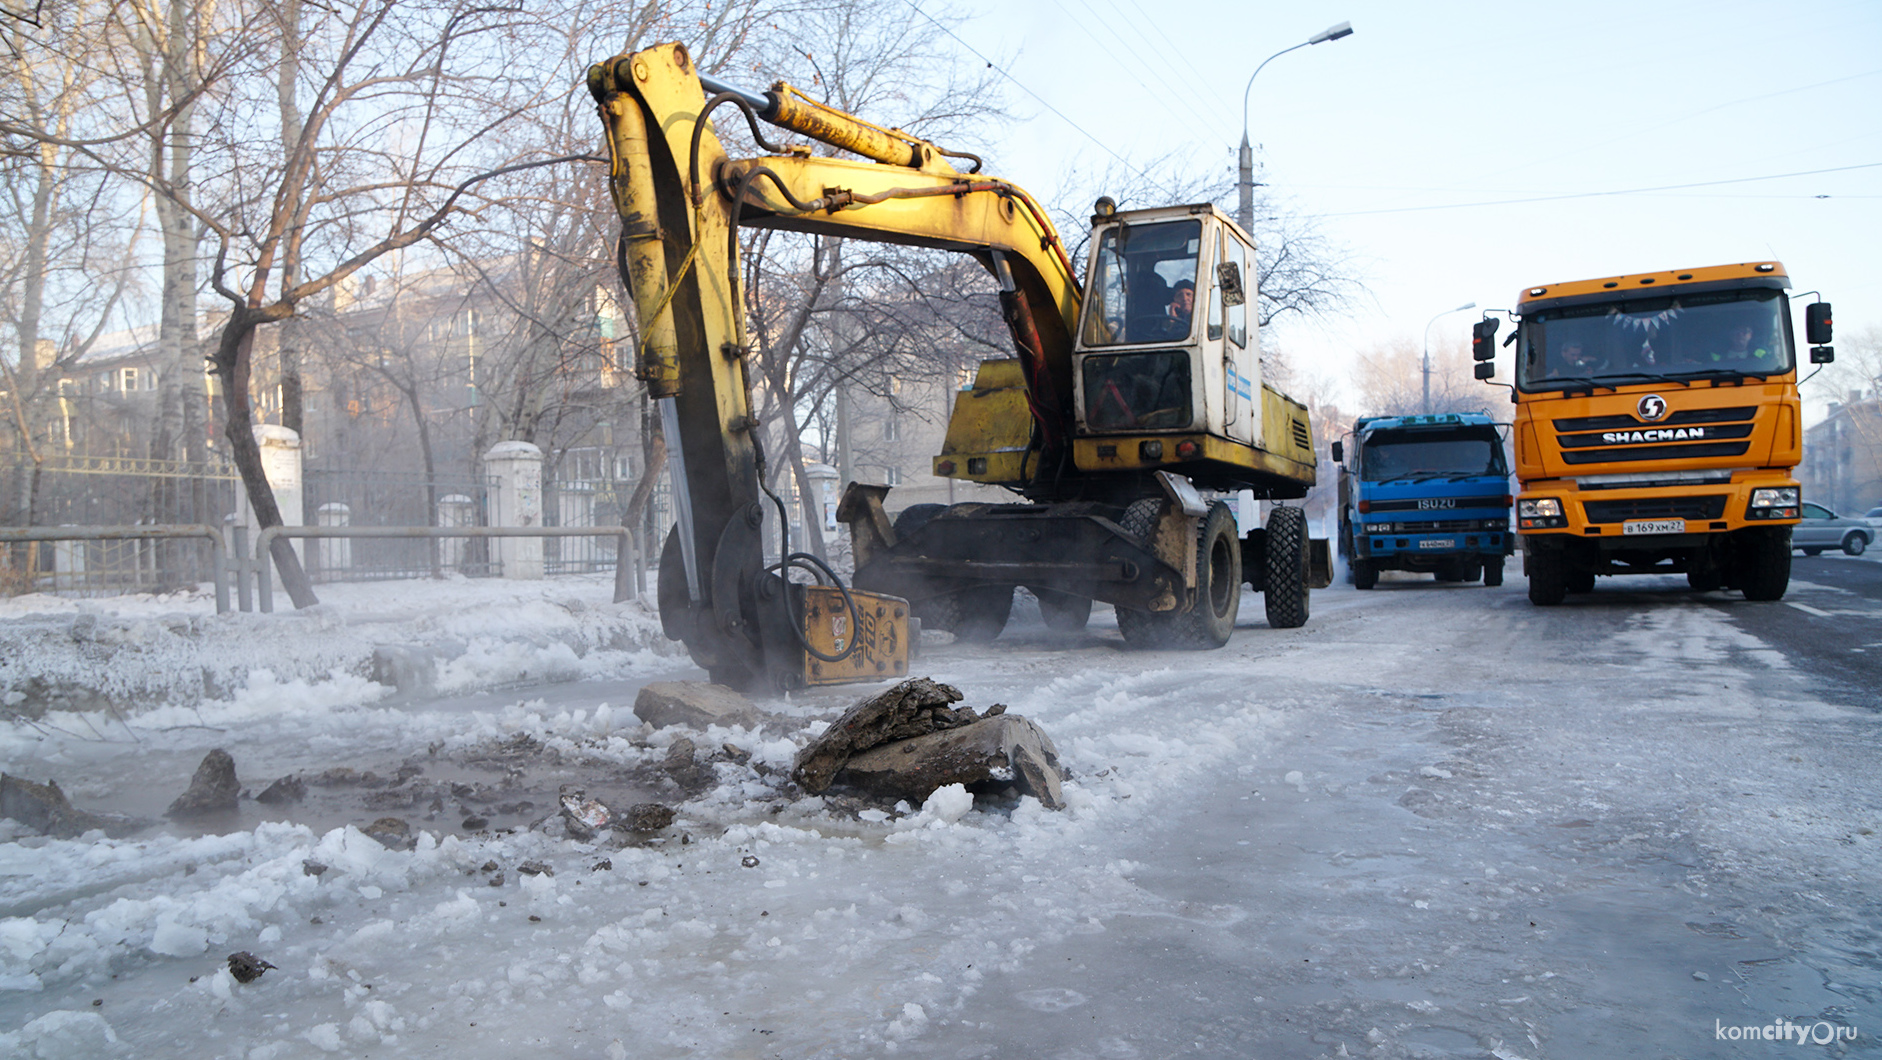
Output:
top-left (620, 802), bottom-right (675, 833)
top-left (166, 749), bottom-right (241, 818)
top-left (363, 816), bottom-right (412, 849)
top-left (1, 773), bottom-right (149, 838)
top-left (255, 775), bottom-right (306, 804)
top-left (663, 738), bottom-right (714, 794)
top-left (227, 952), bottom-right (276, 983)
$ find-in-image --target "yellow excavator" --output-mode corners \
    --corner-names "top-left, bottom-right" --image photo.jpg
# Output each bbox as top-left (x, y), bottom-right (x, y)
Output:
top-left (588, 42), bottom-right (1330, 691)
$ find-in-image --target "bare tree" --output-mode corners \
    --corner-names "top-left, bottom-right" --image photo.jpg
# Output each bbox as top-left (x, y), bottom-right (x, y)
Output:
top-left (0, 1), bottom-right (142, 531)
top-left (170, 0), bottom-right (602, 607)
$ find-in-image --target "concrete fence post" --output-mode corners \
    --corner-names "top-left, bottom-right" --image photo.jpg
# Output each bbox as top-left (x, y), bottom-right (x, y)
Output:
top-left (234, 425), bottom-right (304, 585)
top-left (315, 502), bottom-right (351, 576)
top-left (484, 441), bottom-right (543, 579)
top-left (438, 494), bottom-right (474, 573)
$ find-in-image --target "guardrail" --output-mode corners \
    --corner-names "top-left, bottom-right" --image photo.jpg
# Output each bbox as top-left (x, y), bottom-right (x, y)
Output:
top-left (252, 525), bottom-right (641, 613)
top-left (0, 525), bottom-right (231, 613)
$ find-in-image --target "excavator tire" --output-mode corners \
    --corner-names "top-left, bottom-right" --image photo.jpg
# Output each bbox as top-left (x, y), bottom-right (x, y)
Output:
top-left (1263, 505), bottom-right (1310, 629)
top-left (891, 504), bottom-right (956, 631)
top-left (1164, 502), bottom-right (1242, 649)
top-left (1483, 556), bottom-right (1504, 587)
top-left (1115, 498), bottom-right (1174, 649)
top-left (950, 585), bottom-right (1014, 643)
top-left (1031, 587), bottom-right (1094, 632)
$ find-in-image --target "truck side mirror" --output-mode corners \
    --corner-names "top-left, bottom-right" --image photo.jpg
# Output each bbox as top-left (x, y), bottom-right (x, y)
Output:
top-left (1471, 320), bottom-right (1499, 361)
top-left (1805, 302), bottom-right (1832, 345)
top-left (1330, 440), bottom-right (1343, 463)
top-left (1474, 361), bottom-right (1497, 380)
top-left (1810, 345), bottom-right (1835, 364)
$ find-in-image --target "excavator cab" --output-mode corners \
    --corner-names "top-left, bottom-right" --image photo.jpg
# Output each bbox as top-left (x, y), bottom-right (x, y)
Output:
top-left (1072, 205), bottom-right (1264, 467)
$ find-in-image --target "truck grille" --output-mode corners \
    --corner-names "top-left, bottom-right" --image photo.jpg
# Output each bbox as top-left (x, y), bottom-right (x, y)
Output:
top-left (1560, 441), bottom-right (1750, 464)
top-left (1582, 495), bottom-right (1728, 523)
top-left (1552, 406), bottom-right (1755, 432)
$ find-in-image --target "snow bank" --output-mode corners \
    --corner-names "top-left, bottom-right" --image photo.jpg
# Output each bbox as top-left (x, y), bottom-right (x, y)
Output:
top-left (0, 575), bottom-right (672, 721)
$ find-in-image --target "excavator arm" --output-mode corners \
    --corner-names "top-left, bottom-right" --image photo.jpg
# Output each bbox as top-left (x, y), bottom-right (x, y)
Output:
top-left (587, 41), bottom-right (1084, 688)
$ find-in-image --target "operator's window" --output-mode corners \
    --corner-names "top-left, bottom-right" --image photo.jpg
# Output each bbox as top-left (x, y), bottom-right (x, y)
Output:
top-left (1082, 351), bottom-right (1193, 431)
top-left (1080, 219), bottom-right (1202, 346)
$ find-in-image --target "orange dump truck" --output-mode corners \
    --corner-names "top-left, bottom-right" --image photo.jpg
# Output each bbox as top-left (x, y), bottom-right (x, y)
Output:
top-left (1472, 261), bottom-right (1834, 604)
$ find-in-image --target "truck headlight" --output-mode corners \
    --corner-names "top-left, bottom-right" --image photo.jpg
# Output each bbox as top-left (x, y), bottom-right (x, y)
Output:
top-left (1517, 498), bottom-right (1562, 519)
top-left (1749, 487), bottom-right (1799, 508)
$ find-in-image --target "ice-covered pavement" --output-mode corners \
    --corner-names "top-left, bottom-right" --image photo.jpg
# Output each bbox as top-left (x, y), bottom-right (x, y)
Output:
top-left (1, 573), bottom-right (1878, 1058)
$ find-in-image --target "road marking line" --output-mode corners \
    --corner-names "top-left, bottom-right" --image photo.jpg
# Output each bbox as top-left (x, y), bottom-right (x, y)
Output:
top-left (1786, 601), bottom-right (1833, 617)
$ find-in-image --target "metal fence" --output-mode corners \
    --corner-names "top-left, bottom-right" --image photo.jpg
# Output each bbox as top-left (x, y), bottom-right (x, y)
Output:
top-left (1, 455), bottom-right (241, 595)
top-left (303, 468), bottom-right (499, 581)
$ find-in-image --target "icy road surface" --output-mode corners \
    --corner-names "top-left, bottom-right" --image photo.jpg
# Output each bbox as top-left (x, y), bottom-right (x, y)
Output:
top-left (1, 567), bottom-right (1878, 1059)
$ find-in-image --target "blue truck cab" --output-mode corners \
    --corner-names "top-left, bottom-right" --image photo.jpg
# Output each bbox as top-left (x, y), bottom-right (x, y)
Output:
top-left (1332, 413), bottom-right (1514, 589)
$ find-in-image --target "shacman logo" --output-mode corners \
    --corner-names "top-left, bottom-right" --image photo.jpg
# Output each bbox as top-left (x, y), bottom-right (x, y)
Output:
top-left (1602, 427), bottom-right (1706, 444)
top-left (1636, 394), bottom-right (1669, 422)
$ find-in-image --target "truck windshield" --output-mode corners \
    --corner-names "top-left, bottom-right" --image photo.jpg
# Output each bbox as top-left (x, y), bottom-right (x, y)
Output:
top-left (1081, 219), bottom-right (1202, 347)
top-left (1361, 429), bottom-right (1507, 482)
top-left (1517, 288), bottom-right (1792, 391)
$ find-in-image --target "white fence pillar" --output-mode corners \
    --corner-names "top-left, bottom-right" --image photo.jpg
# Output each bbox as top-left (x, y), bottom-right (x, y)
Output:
top-left (234, 424), bottom-right (304, 582)
top-left (438, 494), bottom-right (474, 573)
top-left (484, 441), bottom-right (543, 579)
top-left (316, 502), bottom-right (351, 574)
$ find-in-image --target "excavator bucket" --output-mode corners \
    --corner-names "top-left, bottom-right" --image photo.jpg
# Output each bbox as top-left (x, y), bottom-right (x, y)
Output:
top-left (1309, 538), bottom-right (1333, 589)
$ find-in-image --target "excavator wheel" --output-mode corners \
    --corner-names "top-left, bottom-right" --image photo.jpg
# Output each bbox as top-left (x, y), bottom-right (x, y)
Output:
top-left (950, 585), bottom-right (1015, 643)
top-left (1263, 505), bottom-right (1310, 629)
top-left (1115, 498), bottom-right (1175, 649)
top-left (1164, 502), bottom-right (1242, 649)
top-left (1031, 587), bottom-right (1094, 632)
top-left (1483, 556), bottom-right (1504, 587)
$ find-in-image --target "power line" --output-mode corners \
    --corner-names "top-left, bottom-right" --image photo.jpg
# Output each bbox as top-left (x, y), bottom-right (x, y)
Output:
top-left (900, 0), bottom-right (1155, 183)
top-left (1324, 161), bottom-right (1882, 217)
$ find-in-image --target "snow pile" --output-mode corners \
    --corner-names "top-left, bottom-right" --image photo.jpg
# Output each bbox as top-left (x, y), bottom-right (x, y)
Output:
top-left (0, 575), bottom-right (671, 719)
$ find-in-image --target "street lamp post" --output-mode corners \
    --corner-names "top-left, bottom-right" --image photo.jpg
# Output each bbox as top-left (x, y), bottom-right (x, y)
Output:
top-left (1238, 20), bottom-right (1353, 233)
top-left (1423, 302), bottom-right (1477, 414)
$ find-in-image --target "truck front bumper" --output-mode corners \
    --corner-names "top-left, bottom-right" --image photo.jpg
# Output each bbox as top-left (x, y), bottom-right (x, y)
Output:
top-left (1515, 472), bottom-right (1799, 546)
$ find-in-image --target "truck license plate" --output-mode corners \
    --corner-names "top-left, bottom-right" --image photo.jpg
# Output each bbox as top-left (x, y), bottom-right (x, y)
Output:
top-left (1418, 538), bottom-right (1455, 549)
top-left (1623, 519), bottom-right (1686, 535)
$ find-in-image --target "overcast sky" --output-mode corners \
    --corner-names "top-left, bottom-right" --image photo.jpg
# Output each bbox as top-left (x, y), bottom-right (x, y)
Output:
top-left (939, 0), bottom-right (1881, 417)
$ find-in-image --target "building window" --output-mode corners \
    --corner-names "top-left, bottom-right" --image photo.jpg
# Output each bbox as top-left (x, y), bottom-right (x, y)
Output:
top-left (120, 368), bottom-right (138, 392)
top-left (883, 466), bottom-right (902, 486)
top-left (884, 416), bottom-right (902, 441)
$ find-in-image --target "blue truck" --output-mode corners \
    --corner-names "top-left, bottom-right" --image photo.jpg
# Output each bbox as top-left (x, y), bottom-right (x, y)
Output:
top-left (1331, 413), bottom-right (1514, 589)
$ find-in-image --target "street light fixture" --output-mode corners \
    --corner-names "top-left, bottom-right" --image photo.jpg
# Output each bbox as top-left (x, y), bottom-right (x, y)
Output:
top-left (1237, 20), bottom-right (1353, 233)
top-left (1424, 302), bottom-right (1477, 414)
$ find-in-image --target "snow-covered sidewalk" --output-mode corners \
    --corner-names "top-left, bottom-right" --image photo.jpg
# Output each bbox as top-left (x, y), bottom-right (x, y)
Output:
top-left (0, 574), bottom-right (676, 722)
